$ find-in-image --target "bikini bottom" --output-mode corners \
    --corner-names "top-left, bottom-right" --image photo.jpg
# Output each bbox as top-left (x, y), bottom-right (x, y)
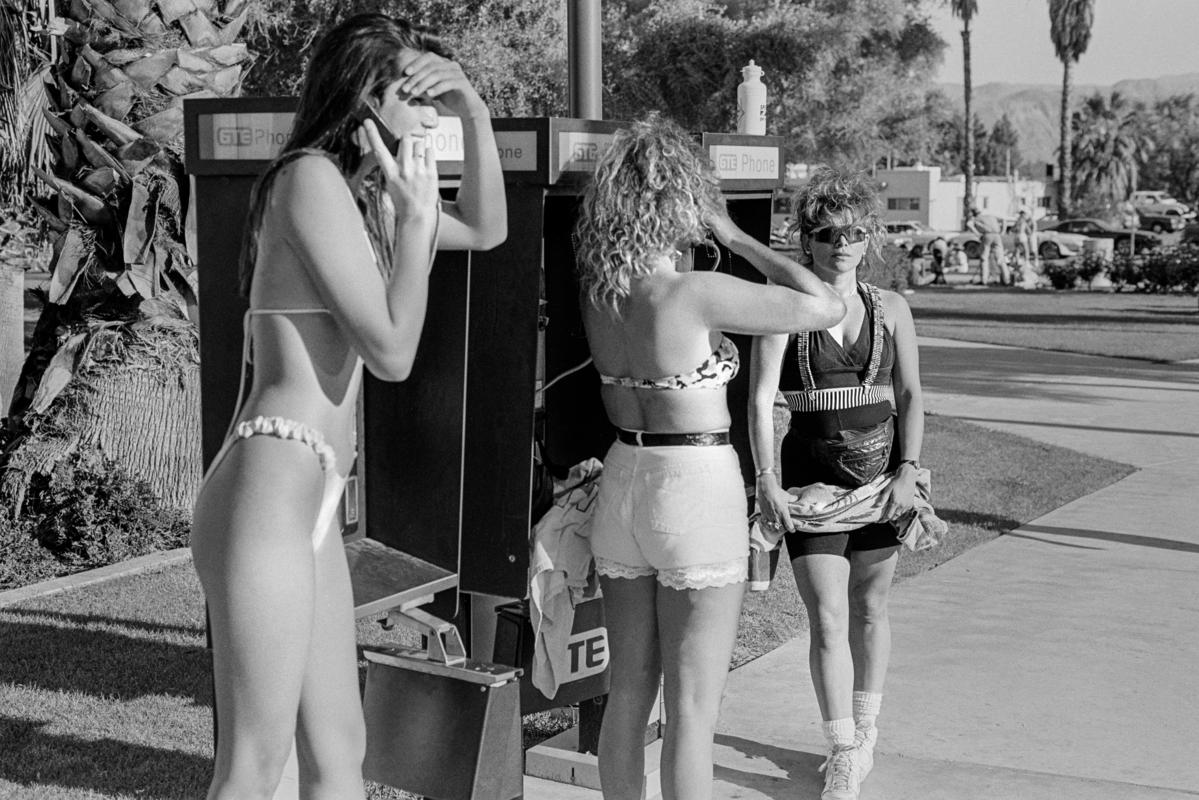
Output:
top-left (202, 415), bottom-right (347, 549)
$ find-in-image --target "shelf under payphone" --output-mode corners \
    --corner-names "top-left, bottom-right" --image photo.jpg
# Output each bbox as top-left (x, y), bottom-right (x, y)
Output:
top-left (346, 537), bottom-right (458, 619)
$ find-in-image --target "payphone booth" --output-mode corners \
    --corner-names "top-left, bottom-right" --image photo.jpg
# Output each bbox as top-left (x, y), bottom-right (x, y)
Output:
top-left (185, 97), bottom-right (466, 620)
top-left (461, 122), bottom-right (785, 563)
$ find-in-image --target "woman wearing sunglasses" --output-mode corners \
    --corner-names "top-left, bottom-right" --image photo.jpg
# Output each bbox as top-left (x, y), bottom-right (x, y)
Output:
top-left (748, 167), bottom-right (924, 800)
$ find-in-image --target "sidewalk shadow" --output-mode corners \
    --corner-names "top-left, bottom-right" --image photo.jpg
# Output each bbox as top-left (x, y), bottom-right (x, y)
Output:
top-left (938, 508), bottom-right (1024, 533)
top-left (0, 611), bottom-right (212, 705)
top-left (1013, 523), bottom-right (1199, 554)
top-left (713, 733), bottom-right (825, 798)
top-left (0, 716), bottom-right (210, 798)
top-left (916, 308), bottom-right (1199, 330)
top-left (952, 415), bottom-right (1199, 440)
top-left (919, 343), bottom-right (1199, 403)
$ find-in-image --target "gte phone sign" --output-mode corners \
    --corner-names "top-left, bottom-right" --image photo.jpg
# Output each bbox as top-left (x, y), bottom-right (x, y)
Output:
top-left (558, 131), bottom-right (615, 174)
top-left (709, 144), bottom-right (780, 182)
top-left (565, 625), bottom-right (609, 681)
top-left (199, 112), bottom-right (467, 163)
top-left (201, 112), bottom-right (295, 161)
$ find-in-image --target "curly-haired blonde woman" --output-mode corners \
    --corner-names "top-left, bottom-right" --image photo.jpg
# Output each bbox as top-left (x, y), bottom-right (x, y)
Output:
top-left (749, 167), bottom-right (924, 800)
top-left (574, 116), bottom-right (844, 800)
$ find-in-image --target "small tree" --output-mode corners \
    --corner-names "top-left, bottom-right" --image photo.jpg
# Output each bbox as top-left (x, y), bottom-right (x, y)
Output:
top-left (1071, 92), bottom-right (1148, 211)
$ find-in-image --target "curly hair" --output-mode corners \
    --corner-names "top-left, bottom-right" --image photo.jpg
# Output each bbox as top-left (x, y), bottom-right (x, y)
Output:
top-left (787, 167), bottom-right (885, 269)
top-left (575, 115), bottom-right (725, 314)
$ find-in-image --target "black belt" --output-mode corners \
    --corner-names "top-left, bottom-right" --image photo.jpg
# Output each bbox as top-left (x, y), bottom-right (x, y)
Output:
top-left (616, 429), bottom-right (730, 447)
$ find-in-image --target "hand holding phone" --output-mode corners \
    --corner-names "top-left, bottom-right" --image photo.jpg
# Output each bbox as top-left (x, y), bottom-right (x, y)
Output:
top-left (352, 103), bottom-right (400, 157)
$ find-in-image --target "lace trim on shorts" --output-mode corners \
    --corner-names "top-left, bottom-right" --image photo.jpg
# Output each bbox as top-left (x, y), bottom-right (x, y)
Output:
top-left (658, 557), bottom-right (747, 590)
top-left (595, 556), bottom-right (747, 589)
top-left (595, 557), bottom-right (656, 580)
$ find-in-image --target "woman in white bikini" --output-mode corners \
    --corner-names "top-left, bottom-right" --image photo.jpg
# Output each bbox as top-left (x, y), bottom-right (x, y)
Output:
top-left (189, 14), bottom-right (505, 799)
top-left (575, 116), bottom-right (844, 800)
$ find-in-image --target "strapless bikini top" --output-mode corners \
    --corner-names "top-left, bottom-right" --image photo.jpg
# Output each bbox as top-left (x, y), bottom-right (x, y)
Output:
top-left (598, 336), bottom-right (739, 390)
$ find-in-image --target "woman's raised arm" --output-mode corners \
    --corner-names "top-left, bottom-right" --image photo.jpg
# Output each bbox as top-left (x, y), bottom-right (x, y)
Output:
top-left (397, 50), bottom-right (506, 251)
top-left (273, 137), bottom-right (439, 381)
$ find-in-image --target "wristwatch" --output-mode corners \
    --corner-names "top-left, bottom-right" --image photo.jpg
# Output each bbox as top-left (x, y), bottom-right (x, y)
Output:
top-left (899, 458), bottom-right (920, 470)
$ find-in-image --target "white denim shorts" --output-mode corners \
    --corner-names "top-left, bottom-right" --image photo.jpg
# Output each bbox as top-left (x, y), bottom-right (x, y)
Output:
top-left (590, 440), bottom-right (749, 590)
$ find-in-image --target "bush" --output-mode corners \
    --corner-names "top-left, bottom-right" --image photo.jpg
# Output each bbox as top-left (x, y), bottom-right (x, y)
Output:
top-left (1043, 258), bottom-right (1081, 289)
top-left (1139, 244), bottom-right (1199, 293)
top-left (1108, 244), bottom-right (1199, 294)
top-left (1, 448), bottom-right (190, 589)
top-left (1108, 252), bottom-right (1142, 289)
top-left (0, 516), bottom-right (60, 590)
top-left (1075, 251), bottom-right (1110, 285)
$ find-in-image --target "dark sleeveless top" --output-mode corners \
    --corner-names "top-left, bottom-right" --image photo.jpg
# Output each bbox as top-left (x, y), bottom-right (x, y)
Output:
top-left (778, 282), bottom-right (895, 439)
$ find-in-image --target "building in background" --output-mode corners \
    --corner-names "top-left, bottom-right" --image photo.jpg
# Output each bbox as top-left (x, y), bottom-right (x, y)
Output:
top-left (875, 164), bottom-right (1047, 231)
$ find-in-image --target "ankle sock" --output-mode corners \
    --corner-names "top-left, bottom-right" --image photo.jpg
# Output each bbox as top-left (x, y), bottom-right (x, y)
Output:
top-left (853, 691), bottom-right (882, 745)
top-left (822, 717), bottom-right (856, 750)
top-left (853, 691), bottom-right (882, 721)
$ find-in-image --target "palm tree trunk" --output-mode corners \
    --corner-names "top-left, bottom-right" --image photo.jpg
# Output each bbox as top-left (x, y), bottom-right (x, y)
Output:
top-left (0, 263), bottom-right (22, 413)
top-left (1059, 58), bottom-right (1073, 217)
top-left (962, 21), bottom-right (974, 229)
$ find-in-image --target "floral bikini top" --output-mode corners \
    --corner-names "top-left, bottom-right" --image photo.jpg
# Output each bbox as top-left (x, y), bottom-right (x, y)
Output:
top-left (598, 336), bottom-right (740, 390)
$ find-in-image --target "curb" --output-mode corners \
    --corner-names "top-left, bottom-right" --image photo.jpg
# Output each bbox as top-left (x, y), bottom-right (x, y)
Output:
top-left (0, 547), bottom-right (192, 609)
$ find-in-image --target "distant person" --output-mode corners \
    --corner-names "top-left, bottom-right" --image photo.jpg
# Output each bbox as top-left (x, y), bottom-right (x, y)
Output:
top-left (927, 236), bottom-right (949, 285)
top-left (949, 241), bottom-right (970, 274)
top-left (574, 116), bottom-right (844, 800)
top-left (1013, 207), bottom-right (1036, 268)
top-left (906, 245), bottom-right (926, 290)
top-left (1118, 199), bottom-right (1139, 230)
top-left (189, 14), bottom-right (506, 799)
top-left (749, 167), bottom-right (924, 800)
top-left (966, 207), bottom-right (1009, 286)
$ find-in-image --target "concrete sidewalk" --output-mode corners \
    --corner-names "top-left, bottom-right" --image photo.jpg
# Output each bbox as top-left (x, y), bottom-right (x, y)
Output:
top-left (532, 336), bottom-right (1199, 798)
top-left (707, 337), bottom-right (1199, 799)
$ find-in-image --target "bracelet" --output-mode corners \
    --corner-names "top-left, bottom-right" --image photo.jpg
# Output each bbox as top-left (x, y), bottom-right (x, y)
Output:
top-left (899, 458), bottom-right (920, 470)
top-left (754, 467), bottom-right (778, 477)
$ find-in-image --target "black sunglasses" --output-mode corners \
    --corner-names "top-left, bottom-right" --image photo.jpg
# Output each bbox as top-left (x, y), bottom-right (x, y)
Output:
top-left (810, 224), bottom-right (869, 245)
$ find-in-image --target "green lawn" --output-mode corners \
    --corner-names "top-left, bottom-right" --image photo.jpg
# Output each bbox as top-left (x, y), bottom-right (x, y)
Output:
top-left (0, 414), bottom-right (1132, 799)
top-left (906, 287), bottom-right (1199, 362)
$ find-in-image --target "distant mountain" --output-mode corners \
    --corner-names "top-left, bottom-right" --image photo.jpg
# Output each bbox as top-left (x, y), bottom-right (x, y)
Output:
top-left (937, 73), bottom-right (1199, 177)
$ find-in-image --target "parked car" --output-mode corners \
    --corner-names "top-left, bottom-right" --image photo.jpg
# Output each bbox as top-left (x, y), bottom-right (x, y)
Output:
top-left (951, 225), bottom-right (1088, 261)
top-left (1181, 221), bottom-right (1199, 246)
top-left (1041, 218), bottom-right (1163, 255)
top-left (1131, 190), bottom-right (1189, 212)
top-left (883, 220), bottom-right (957, 256)
top-left (1138, 205), bottom-right (1190, 234)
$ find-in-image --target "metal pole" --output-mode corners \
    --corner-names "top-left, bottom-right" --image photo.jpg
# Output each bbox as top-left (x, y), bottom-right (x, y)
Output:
top-left (1129, 162), bottom-right (1136, 257)
top-left (567, 0), bottom-right (602, 120)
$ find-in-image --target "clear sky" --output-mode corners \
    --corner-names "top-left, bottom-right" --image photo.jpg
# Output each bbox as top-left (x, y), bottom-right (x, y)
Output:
top-left (928, 0), bottom-right (1199, 87)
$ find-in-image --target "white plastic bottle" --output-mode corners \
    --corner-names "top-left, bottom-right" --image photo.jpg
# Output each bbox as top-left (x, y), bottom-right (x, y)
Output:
top-left (737, 60), bottom-right (766, 135)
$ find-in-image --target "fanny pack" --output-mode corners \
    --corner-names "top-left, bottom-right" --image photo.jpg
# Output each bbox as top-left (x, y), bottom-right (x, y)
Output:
top-left (792, 282), bottom-right (894, 488)
top-left (808, 416), bottom-right (894, 488)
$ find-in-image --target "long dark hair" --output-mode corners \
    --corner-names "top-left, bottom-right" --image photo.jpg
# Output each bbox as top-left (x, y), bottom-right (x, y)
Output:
top-left (239, 13), bottom-right (448, 297)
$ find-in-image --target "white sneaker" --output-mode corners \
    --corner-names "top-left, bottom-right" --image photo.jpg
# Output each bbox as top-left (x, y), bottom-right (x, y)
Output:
top-left (854, 725), bottom-right (877, 780)
top-left (819, 746), bottom-right (860, 800)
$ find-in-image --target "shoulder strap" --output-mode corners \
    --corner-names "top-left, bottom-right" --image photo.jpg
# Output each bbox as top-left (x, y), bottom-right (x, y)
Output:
top-left (795, 331), bottom-right (816, 391)
top-left (860, 281), bottom-right (885, 387)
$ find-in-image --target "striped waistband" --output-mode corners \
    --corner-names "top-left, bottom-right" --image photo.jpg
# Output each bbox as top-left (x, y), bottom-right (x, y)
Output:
top-left (782, 385), bottom-right (895, 412)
